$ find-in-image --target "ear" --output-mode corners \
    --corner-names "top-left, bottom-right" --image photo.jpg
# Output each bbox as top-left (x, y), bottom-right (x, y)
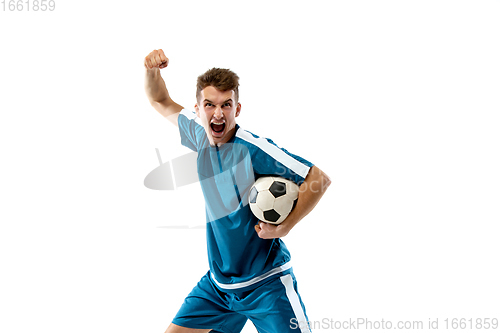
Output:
top-left (194, 104), bottom-right (200, 117)
top-left (235, 103), bottom-right (241, 117)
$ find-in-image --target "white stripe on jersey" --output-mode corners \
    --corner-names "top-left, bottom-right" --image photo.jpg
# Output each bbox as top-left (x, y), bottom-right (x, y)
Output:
top-left (236, 128), bottom-right (311, 179)
top-left (211, 261), bottom-right (292, 290)
top-left (280, 274), bottom-right (312, 333)
top-left (180, 108), bottom-right (203, 126)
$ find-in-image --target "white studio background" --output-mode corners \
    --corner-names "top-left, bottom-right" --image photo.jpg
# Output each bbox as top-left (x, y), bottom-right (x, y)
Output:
top-left (0, 1), bottom-right (499, 333)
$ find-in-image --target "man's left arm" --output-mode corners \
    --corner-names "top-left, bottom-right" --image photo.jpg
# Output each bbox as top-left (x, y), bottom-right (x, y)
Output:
top-left (254, 165), bottom-right (331, 239)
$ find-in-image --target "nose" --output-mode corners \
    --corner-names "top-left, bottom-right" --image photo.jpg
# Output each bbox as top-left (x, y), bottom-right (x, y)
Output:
top-left (214, 106), bottom-right (223, 119)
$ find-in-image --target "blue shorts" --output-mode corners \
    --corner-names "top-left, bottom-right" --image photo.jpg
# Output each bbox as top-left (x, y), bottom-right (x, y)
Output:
top-left (172, 269), bottom-right (312, 333)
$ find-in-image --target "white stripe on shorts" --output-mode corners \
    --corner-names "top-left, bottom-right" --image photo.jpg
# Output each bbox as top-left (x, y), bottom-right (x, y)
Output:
top-left (211, 261), bottom-right (292, 290)
top-left (280, 274), bottom-right (311, 333)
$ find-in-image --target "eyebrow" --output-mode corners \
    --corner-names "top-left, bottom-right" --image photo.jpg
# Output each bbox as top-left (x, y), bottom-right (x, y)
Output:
top-left (203, 98), bottom-right (233, 104)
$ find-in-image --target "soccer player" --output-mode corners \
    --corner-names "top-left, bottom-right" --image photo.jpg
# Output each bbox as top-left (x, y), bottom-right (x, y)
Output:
top-left (144, 49), bottom-right (331, 333)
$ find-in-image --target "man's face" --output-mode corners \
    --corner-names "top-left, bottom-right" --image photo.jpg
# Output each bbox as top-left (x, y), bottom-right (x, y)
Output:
top-left (195, 86), bottom-right (241, 146)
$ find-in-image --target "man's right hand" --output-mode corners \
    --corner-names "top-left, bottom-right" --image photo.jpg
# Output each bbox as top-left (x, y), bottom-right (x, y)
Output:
top-left (144, 49), bottom-right (169, 70)
top-left (144, 49), bottom-right (183, 125)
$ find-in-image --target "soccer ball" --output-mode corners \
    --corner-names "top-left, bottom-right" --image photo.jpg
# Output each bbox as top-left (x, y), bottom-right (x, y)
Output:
top-left (248, 176), bottom-right (299, 224)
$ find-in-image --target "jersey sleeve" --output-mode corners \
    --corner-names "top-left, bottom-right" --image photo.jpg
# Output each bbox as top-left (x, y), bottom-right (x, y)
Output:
top-left (255, 138), bottom-right (314, 186)
top-left (177, 109), bottom-right (205, 152)
top-left (237, 130), bottom-right (314, 186)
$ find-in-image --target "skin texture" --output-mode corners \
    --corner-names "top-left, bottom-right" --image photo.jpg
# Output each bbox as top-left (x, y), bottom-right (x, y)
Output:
top-left (164, 323), bottom-right (211, 333)
top-left (144, 49), bottom-right (183, 126)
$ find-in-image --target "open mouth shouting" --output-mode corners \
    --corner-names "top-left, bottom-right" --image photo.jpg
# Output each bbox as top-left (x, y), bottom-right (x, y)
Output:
top-left (210, 119), bottom-right (226, 138)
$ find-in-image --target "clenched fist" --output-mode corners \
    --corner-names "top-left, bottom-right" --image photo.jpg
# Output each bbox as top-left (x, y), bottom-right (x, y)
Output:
top-left (144, 49), bottom-right (169, 69)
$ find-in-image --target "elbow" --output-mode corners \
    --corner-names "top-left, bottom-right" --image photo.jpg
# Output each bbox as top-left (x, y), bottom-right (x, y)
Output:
top-left (322, 172), bottom-right (331, 192)
top-left (309, 166), bottom-right (331, 193)
top-left (324, 173), bottom-right (332, 189)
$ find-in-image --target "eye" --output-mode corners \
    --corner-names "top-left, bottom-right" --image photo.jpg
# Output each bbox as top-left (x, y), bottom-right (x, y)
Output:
top-left (205, 103), bottom-right (213, 107)
top-left (223, 103), bottom-right (231, 107)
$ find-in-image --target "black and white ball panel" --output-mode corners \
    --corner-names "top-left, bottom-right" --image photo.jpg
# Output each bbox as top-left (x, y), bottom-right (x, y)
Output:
top-left (253, 177), bottom-right (275, 192)
top-left (256, 191), bottom-right (276, 211)
top-left (249, 187), bottom-right (258, 204)
top-left (269, 181), bottom-right (287, 198)
top-left (248, 176), bottom-right (300, 224)
top-left (263, 209), bottom-right (281, 223)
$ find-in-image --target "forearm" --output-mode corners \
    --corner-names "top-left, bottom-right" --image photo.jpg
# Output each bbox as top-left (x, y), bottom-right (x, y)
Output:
top-left (282, 165), bottom-right (331, 231)
top-left (144, 65), bottom-right (183, 122)
top-left (144, 67), bottom-right (171, 104)
top-left (254, 165), bottom-right (331, 239)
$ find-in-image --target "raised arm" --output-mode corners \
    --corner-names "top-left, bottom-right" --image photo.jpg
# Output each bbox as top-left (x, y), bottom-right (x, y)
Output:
top-left (144, 49), bottom-right (183, 126)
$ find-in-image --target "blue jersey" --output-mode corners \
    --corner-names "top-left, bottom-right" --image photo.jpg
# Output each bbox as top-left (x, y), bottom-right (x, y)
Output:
top-left (177, 109), bottom-right (314, 291)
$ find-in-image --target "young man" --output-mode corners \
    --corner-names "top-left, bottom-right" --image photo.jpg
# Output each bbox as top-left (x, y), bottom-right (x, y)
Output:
top-left (144, 49), bottom-right (331, 333)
